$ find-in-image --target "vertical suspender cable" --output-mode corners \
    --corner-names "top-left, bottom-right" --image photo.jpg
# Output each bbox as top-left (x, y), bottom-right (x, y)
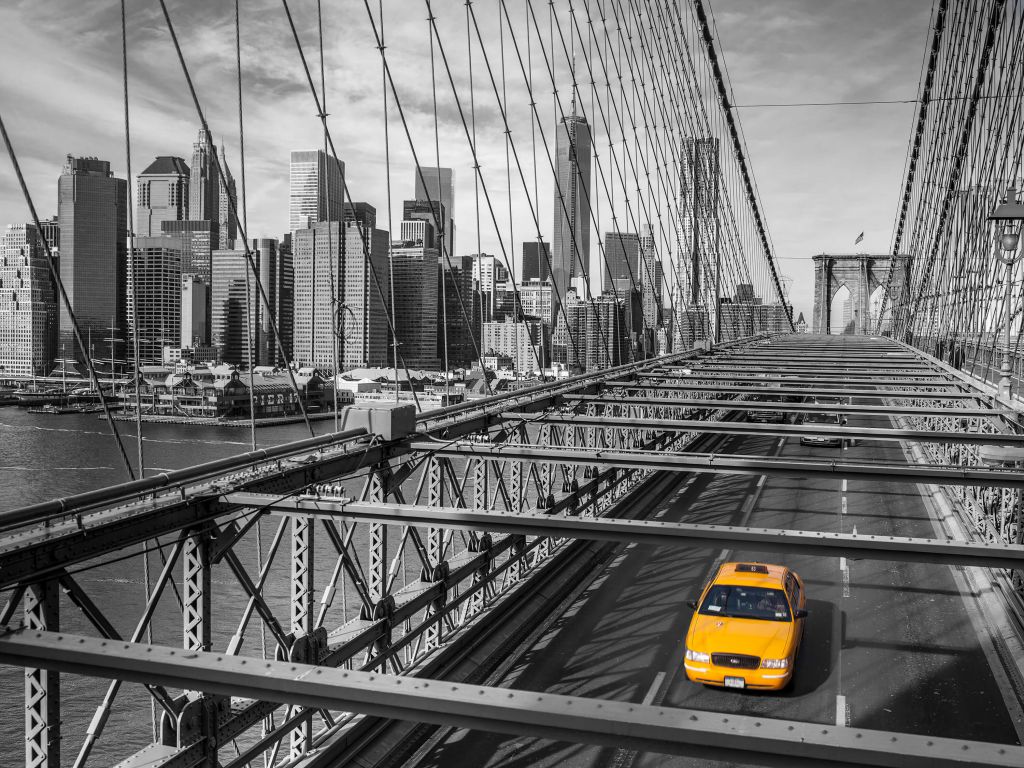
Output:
top-left (120, 0), bottom-right (143, 479)
top-left (318, 0), bottom-right (341, 432)
top-left (380, 1), bottom-right (399, 404)
top-left (235, 0), bottom-right (257, 454)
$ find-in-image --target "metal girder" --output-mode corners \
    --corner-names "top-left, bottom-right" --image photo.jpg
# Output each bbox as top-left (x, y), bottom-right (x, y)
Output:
top-left (642, 373), bottom-right (965, 387)
top-left (606, 382), bottom-right (983, 400)
top-left (402, 442), bottom-right (1024, 489)
top-left (571, 394), bottom-right (1007, 419)
top-left (0, 629), bottom-right (1019, 768)
top-left (676, 367), bottom-right (948, 377)
top-left (514, 414), bottom-right (1024, 446)
top-left (24, 582), bottom-right (59, 768)
top-left (221, 495), bottom-right (1024, 570)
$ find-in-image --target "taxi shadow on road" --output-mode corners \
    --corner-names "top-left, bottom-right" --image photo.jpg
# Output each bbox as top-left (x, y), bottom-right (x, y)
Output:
top-left (786, 597), bottom-right (838, 697)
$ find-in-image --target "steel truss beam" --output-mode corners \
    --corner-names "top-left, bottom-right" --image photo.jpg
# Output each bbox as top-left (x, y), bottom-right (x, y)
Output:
top-left (606, 383), bottom-right (983, 400)
top-left (222, 495), bottom-right (1024, 570)
top-left (653, 365), bottom-right (950, 377)
top-left (403, 442), bottom-right (1024, 489)
top-left (570, 395), bottom-right (1009, 419)
top-left (518, 414), bottom-right (1024, 445)
top-left (642, 374), bottom-right (967, 388)
top-left (0, 629), bottom-right (1018, 768)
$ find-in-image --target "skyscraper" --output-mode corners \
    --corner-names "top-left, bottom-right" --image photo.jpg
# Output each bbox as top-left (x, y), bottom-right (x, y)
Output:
top-left (552, 103), bottom-right (592, 322)
top-left (181, 274), bottom-right (208, 348)
top-left (639, 230), bottom-right (664, 331)
top-left (57, 155), bottom-right (127, 363)
top-left (391, 220), bottom-right (440, 370)
top-left (252, 238), bottom-right (280, 366)
top-left (603, 232), bottom-right (641, 296)
top-left (189, 129), bottom-right (218, 229)
top-left (130, 236), bottom-right (183, 361)
top-left (0, 224), bottom-right (57, 376)
top-left (522, 240), bottom-right (551, 282)
top-left (673, 137), bottom-right (719, 351)
top-left (210, 247), bottom-right (259, 366)
top-left (468, 253), bottom-right (508, 322)
top-left (338, 214), bottom-right (392, 369)
top-left (413, 166), bottom-right (454, 257)
top-left (189, 130), bottom-right (235, 250)
top-left (218, 145), bottom-right (238, 249)
top-left (136, 156), bottom-right (189, 237)
top-left (438, 255), bottom-right (479, 369)
top-left (678, 137), bottom-right (719, 307)
top-left (289, 150), bottom-right (344, 234)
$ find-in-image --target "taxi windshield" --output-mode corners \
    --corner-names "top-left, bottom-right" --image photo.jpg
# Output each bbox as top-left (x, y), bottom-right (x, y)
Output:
top-left (698, 585), bottom-right (792, 622)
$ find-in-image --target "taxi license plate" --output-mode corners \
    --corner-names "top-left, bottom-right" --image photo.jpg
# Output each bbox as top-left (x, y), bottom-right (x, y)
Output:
top-left (724, 677), bottom-right (745, 689)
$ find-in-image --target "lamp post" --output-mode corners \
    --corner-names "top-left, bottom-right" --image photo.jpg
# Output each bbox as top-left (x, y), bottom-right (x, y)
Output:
top-left (988, 186), bottom-right (1024, 400)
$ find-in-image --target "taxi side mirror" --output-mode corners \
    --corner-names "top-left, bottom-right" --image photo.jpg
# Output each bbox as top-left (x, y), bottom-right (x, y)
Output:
top-left (794, 608), bottom-right (809, 619)
top-left (686, 600), bottom-right (697, 610)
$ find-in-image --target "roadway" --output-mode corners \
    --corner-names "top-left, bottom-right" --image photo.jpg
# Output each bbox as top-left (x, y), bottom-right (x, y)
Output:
top-left (404, 405), bottom-right (1024, 767)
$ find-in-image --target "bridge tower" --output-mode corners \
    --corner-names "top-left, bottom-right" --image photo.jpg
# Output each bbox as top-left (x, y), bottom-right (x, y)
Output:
top-left (812, 253), bottom-right (910, 334)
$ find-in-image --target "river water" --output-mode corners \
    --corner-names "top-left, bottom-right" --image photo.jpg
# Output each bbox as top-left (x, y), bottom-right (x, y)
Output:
top-left (0, 407), bottom-right (417, 764)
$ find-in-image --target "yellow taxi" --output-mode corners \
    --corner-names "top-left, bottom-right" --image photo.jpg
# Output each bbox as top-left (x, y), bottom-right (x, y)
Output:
top-left (683, 562), bottom-right (807, 691)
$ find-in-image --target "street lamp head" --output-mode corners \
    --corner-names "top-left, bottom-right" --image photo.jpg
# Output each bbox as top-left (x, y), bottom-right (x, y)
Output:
top-left (989, 186), bottom-right (1024, 255)
top-left (988, 186), bottom-right (1024, 223)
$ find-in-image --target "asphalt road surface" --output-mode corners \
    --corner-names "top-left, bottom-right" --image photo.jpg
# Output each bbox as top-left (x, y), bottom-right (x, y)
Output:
top-left (406, 407), bottom-right (1024, 767)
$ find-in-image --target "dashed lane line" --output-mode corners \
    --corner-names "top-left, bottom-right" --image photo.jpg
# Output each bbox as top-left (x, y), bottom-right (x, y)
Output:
top-left (836, 694), bottom-right (849, 727)
top-left (642, 671), bottom-right (666, 706)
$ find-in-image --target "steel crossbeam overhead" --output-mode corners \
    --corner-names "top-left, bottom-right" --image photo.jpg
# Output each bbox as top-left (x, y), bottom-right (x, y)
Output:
top-left (655, 367), bottom-right (951, 378)
top-left (223, 495), bottom-right (1024, 570)
top-left (0, 629), bottom-right (1016, 768)
top-left (405, 441), bottom-right (1024, 488)
top-left (518, 414), bottom-right (1024, 445)
top-left (570, 395), bottom-right (1009, 420)
top-left (604, 382), bottom-right (983, 400)
top-left (640, 374), bottom-right (967, 388)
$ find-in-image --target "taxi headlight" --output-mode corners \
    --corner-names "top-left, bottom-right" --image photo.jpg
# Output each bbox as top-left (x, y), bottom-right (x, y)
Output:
top-left (685, 648), bottom-right (710, 663)
top-left (760, 658), bottom-right (789, 669)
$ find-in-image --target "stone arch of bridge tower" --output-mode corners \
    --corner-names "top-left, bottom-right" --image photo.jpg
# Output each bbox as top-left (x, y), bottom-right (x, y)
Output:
top-left (812, 254), bottom-right (911, 335)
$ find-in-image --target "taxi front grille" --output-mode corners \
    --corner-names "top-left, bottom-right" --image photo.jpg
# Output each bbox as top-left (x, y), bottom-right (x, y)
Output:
top-left (712, 653), bottom-right (760, 669)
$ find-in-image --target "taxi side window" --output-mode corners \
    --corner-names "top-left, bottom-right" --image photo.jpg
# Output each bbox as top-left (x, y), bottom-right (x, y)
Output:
top-left (784, 573), bottom-right (796, 607)
top-left (786, 573), bottom-right (802, 608)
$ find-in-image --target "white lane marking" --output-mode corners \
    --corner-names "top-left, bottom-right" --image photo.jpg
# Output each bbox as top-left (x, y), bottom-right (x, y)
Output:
top-left (842, 563), bottom-right (851, 598)
top-left (643, 671), bottom-right (666, 705)
top-left (853, 525), bottom-right (858, 535)
top-left (839, 557), bottom-right (847, 572)
top-left (841, 478), bottom-right (847, 493)
top-left (841, 496), bottom-right (848, 515)
top-left (836, 694), bottom-right (848, 726)
top-left (777, 437), bottom-right (786, 448)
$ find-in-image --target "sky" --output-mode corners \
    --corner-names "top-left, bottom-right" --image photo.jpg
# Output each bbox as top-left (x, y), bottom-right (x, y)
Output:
top-left (0, 0), bottom-right (935, 325)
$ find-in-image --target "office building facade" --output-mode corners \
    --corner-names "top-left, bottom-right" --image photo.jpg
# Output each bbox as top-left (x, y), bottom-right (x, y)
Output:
top-left (211, 248), bottom-right (259, 366)
top-left (678, 137), bottom-right (719, 307)
top-left (136, 156), bottom-right (189, 237)
top-left (181, 274), bottom-right (208, 348)
top-left (482, 316), bottom-right (547, 374)
top-left (522, 240), bottom-right (551, 283)
top-left (413, 166), bottom-right (454, 257)
top-left (289, 150), bottom-right (345, 234)
top-left (0, 224), bottom-right (57, 376)
top-left (57, 155), bottom-right (128, 363)
top-left (130, 236), bottom-right (183, 362)
top-left (390, 224), bottom-right (440, 370)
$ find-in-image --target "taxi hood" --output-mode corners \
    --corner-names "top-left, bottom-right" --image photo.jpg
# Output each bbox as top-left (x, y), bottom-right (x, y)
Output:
top-left (688, 613), bottom-right (794, 658)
